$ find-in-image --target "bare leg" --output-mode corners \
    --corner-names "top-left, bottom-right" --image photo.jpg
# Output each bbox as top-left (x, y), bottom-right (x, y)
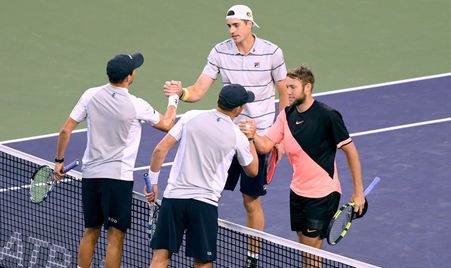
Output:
top-left (243, 194), bottom-right (264, 256)
top-left (77, 227), bottom-right (101, 268)
top-left (104, 227), bottom-right (125, 268)
top-left (150, 249), bottom-right (171, 268)
top-left (298, 232), bottom-right (323, 268)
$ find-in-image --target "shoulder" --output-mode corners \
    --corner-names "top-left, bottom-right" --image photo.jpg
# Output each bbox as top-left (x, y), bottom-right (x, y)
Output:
top-left (180, 109), bottom-right (209, 122)
top-left (315, 101), bottom-right (344, 120)
top-left (212, 39), bottom-right (235, 54)
top-left (255, 37), bottom-right (282, 54)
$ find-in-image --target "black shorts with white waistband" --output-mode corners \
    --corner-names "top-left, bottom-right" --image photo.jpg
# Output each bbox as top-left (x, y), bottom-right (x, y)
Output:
top-left (290, 190), bottom-right (340, 238)
top-left (150, 198), bottom-right (218, 263)
top-left (224, 153), bottom-right (268, 197)
top-left (82, 178), bottom-right (134, 233)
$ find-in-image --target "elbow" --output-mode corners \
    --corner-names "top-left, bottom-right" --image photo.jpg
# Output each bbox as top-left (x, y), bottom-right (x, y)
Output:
top-left (244, 161), bottom-right (259, 177)
top-left (59, 127), bottom-right (71, 137)
top-left (248, 168), bottom-right (258, 178)
top-left (160, 118), bottom-right (176, 132)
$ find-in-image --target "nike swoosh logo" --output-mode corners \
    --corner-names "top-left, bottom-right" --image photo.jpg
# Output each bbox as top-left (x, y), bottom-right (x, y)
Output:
top-left (296, 120), bottom-right (304, 125)
top-left (306, 229), bottom-right (316, 233)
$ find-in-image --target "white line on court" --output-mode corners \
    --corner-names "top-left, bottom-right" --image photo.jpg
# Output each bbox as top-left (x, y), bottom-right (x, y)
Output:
top-left (2, 72), bottom-right (450, 145)
top-left (133, 116), bottom-right (451, 171)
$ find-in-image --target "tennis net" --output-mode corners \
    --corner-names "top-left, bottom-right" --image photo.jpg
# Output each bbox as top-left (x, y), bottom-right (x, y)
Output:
top-left (0, 144), bottom-right (378, 268)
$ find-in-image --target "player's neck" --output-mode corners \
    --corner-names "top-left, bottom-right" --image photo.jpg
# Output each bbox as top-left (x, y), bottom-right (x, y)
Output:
top-left (217, 108), bottom-right (238, 120)
top-left (111, 81), bottom-right (129, 89)
top-left (296, 98), bottom-right (315, 113)
top-left (236, 34), bottom-right (255, 55)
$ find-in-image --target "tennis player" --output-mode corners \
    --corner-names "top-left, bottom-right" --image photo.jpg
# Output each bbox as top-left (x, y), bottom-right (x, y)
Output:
top-left (162, 5), bottom-right (288, 266)
top-left (54, 52), bottom-right (178, 268)
top-left (145, 84), bottom-right (259, 268)
top-left (252, 65), bottom-right (366, 250)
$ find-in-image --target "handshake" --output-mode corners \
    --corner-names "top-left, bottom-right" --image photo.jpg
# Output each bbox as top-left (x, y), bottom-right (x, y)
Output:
top-left (239, 119), bottom-right (256, 141)
top-left (163, 80), bottom-right (182, 107)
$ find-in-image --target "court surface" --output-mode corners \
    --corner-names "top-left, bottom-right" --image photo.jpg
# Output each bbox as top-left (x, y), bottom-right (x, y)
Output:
top-left (3, 74), bottom-right (451, 267)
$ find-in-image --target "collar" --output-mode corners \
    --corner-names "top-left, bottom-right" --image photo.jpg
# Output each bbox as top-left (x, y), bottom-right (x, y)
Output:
top-left (231, 34), bottom-right (260, 55)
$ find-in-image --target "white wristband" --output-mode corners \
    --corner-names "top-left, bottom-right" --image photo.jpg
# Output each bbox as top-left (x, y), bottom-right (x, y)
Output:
top-left (148, 169), bottom-right (160, 184)
top-left (168, 95), bottom-right (179, 108)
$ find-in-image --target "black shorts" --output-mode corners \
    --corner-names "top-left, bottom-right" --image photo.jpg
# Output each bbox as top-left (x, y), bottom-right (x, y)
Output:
top-left (290, 190), bottom-right (340, 238)
top-left (224, 153), bottom-right (267, 197)
top-left (82, 178), bottom-right (134, 233)
top-left (150, 198), bottom-right (218, 263)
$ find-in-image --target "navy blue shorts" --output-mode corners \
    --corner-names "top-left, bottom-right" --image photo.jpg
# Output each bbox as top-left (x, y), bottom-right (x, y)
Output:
top-left (224, 153), bottom-right (267, 197)
top-left (290, 190), bottom-right (340, 238)
top-left (82, 178), bottom-right (134, 233)
top-left (150, 198), bottom-right (218, 263)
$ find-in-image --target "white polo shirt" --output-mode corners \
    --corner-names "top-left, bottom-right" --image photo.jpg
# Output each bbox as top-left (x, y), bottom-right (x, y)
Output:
top-left (163, 109), bottom-right (254, 206)
top-left (202, 35), bottom-right (287, 134)
top-left (70, 83), bottom-right (160, 181)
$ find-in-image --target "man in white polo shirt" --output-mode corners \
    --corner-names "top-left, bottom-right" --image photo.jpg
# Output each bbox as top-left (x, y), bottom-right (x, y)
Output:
top-left (163, 5), bottom-right (288, 266)
top-left (54, 52), bottom-right (179, 268)
top-left (145, 84), bottom-right (259, 268)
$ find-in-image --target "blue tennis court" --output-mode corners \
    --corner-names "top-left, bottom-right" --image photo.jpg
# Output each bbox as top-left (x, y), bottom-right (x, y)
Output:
top-left (2, 73), bottom-right (451, 267)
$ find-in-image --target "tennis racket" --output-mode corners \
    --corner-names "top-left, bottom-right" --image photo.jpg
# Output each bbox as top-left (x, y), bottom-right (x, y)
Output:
top-left (265, 146), bottom-right (278, 184)
top-left (143, 173), bottom-right (160, 245)
top-left (30, 160), bottom-right (80, 203)
top-left (326, 176), bottom-right (381, 246)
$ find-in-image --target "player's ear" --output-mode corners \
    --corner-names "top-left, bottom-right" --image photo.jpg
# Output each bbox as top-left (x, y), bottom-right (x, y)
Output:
top-left (233, 105), bottom-right (244, 116)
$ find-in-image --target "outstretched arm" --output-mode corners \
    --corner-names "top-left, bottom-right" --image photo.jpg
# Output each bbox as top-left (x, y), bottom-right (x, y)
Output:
top-left (163, 73), bottom-right (215, 102)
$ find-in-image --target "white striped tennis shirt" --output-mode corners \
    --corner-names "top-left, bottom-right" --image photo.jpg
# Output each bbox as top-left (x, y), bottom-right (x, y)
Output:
top-left (202, 35), bottom-right (287, 134)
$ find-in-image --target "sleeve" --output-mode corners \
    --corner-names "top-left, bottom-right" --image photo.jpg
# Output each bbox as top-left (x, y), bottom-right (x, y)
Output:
top-left (235, 128), bottom-right (254, 167)
top-left (271, 47), bottom-right (287, 82)
top-left (265, 110), bottom-right (286, 144)
top-left (133, 97), bottom-right (160, 126)
top-left (201, 46), bottom-right (220, 80)
top-left (328, 110), bottom-right (352, 148)
top-left (69, 89), bottom-right (93, 123)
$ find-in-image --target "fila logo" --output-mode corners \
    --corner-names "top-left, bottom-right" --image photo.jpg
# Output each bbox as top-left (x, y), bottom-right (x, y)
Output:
top-left (296, 120), bottom-right (304, 125)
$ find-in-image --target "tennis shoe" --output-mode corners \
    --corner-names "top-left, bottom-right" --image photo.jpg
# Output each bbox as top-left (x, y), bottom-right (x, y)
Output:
top-left (244, 256), bottom-right (258, 268)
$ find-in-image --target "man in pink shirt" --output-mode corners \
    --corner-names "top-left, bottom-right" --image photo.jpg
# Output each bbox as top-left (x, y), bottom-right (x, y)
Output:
top-left (248, 65), bottom-right (365, 250)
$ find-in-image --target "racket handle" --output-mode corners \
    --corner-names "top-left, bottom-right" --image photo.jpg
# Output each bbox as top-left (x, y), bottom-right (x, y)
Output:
top-left (143, 173), bottom-right (153, 193)
top-left (363, 176), bottom-right (381, 196)
top-left (63, 160), bottom-right (80, 173)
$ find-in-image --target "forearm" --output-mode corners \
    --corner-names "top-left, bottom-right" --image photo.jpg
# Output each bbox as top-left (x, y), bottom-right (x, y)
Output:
top-left (276, 79), bottom-right (289, 112)
top-left (243, 141), bottom-right (259, 177)
top-left (253, 135), bottom-right (276, 154)
top-left (150, 147), bottom-right (168, 173)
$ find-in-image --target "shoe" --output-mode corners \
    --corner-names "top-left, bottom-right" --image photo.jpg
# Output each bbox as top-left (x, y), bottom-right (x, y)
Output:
top-left (244, 256), bottom-right (258, 268)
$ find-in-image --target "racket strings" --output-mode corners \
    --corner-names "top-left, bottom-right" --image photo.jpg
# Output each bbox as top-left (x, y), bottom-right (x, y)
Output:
top-left (30, 167), bottom-right (54, 202)
top-left (329, 206), bottom-right (353, 242)
top-left (147, 204), bottom-right (160, 241)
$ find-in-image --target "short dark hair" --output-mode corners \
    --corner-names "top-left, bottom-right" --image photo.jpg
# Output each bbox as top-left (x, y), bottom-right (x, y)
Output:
top-left (287, 65), bottom-right (315, 86)
top-left (108, 71), bottom-right (133, 83)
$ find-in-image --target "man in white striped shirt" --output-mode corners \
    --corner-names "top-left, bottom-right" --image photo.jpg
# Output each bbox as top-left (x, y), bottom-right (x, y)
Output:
top-left (163, 6), bottom-right (288, 266)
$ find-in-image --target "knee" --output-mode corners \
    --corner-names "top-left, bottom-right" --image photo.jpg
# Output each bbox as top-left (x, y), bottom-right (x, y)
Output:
top-left (242, 195), bottom-right (261, 213)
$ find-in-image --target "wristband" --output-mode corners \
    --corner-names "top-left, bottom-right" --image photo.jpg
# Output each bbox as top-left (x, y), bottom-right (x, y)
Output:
top-left (168, 95), bottom-right (179, 108)
top-left (55, 157), bottom-right (64, 163)
top-left (180, 88), bottom-right (190, 102)
top-left (148, 169), bottom-right (160, 184)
